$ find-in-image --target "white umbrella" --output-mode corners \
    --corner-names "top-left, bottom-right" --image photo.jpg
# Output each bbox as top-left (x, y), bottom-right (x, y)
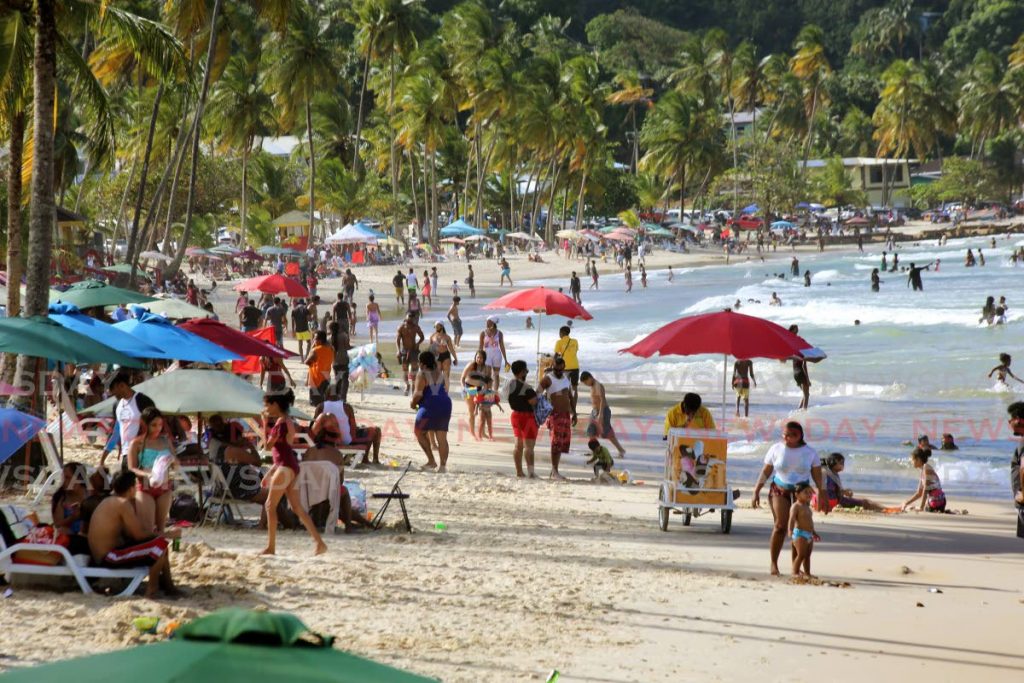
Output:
top-left (138, 250), bottom-right (172, 262)
top-left (464, 235), bottom-right (491, 242)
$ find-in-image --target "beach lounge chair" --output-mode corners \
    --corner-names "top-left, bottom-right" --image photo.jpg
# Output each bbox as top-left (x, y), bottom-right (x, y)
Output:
top-left (25, 431), bottom-right (63, 506)
top-left (0, 537), bottom-right (147, 598)
top-left (371, 463), bottom-right (413, 533)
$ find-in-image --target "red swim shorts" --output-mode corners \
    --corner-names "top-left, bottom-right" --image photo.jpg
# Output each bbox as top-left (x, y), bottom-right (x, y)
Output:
top-left (510, 411), bottom-right (538, 440)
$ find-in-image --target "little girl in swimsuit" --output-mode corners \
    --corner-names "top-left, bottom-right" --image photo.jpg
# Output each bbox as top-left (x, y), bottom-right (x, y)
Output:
top-left (366, 294), bottom-right (381, 344)
top-left (788, 482), bottom-right (820, 577)
top-left (903, 447), bottom-right (947, 512)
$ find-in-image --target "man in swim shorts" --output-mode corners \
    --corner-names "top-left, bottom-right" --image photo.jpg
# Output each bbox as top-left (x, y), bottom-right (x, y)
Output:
top-left (732, 358), bottom-right (756, 417)
top-left (291, 298), bottom-right (311, 357)
top-left (580, 371), bottom-right (625, 457)
top-left (396, 313), bottom-right (424, 396)
top-left (392, 269), bottom-right (406, 306)
top-left (540, 357), bottom-right (576, 480)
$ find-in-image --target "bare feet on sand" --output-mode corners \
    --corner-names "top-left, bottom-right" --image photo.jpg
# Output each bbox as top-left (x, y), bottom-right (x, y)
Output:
top-left (259, 547), bottom-right (275, 556)
top-left (313, 542), bottom-right (328, 555)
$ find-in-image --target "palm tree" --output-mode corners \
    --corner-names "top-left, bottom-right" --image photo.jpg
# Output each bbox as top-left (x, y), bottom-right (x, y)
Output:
top-left (270, 4), bottom-right (339, 244)
top-left (209, 51), bottom-right (274, 247)
top-left (606, 72), bottom-right (653, 174)
top-left (789, 25), bottom-right (831, 173)
top-left (958, 50), bottom-right (1016, 158)
top-left (639, 90), bottom-right (703, 210)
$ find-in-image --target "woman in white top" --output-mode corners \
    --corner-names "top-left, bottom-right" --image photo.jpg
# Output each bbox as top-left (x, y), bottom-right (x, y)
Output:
top-left (752, 421), bottom-right (827, 576)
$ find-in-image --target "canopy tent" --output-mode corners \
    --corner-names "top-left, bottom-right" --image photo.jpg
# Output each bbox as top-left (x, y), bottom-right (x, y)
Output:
top-left (139, 296), bottom-right (214, 320)
top-left (82, 370), bottom-right (306, 420)
top-left (51, 279), bottom-right (156, 309)
top-left (48, 304), bottom-right (164, 358)
top-left (346, 220), bottom-right (385, 238)
top-left (377, 236), bottom-right (404, 247)
top-left (0, 608), bottom-right (434, 683)
top-left (0, 316), bottom-right (144, 368)
top-left (325, 223), bottom-right (379, 245)
top-left (439, 218), bottom-right (484, 237)
top-left (114, 311), bottom-right (242, 363)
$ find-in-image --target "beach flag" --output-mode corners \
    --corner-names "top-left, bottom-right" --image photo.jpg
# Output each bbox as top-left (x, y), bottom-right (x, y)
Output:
top-left (231, 327), bottom-right (277, 375)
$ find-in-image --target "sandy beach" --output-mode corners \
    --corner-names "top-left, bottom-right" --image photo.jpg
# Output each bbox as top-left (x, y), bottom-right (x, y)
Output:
top-left (3, 234), bottom-right (1024, 682)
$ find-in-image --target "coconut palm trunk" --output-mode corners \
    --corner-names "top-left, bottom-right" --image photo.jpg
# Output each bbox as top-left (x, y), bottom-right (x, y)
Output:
top-left (127, 84), bottom-right (165, 286)
top-left (165, 0), bottom-right (222, 278)
top-left (352, 29), bottom-right (376, 175)
top-left (6, 110), bottom-right (25, 318)
top-left (305, 92), bottom-right (316, 242)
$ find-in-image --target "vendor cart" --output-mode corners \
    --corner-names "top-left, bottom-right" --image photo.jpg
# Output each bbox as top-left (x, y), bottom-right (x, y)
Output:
top-left (658, 428), bottom-right (734, 533)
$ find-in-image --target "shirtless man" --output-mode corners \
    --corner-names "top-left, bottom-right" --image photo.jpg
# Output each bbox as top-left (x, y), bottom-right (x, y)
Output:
top-left (580, 371), bottom-right (626, 458)
top-left (87, 471), bottom-right (178, 599)
top-left (539, 357), bottom-right (576, 480)
top-left (732, 359), bottom-right (757, 417)
top-left (396, 313), bottom-right (424, 395)
top-left (906, 261), bottom-right (933, 291)
top-left (447, 296), bottom-right (463, 347)
top-left (342, 269), bottom-right (359, 303)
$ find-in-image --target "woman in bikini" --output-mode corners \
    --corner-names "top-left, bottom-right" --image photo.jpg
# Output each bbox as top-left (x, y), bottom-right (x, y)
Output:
top-left (461, 350), bottom-right (489, 437)
top-left (126, 407), bottom-right (178, 534)
top-left (429, 322), bottom-right (458, 383)
top-left (366, 294), bottom-right (381, 344)
top-left (421, 269), bottom-right (432, 306)
top-left (260, 390), bottom-right (327, 556)
top-left (478, 316), bottom-right (509, 388)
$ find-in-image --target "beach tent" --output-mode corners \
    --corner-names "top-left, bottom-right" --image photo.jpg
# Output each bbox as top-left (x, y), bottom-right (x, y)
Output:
top-left (48, 304), bottom-right (164, 358)
top-left (325, 223), bottom-right (380, 245)
top-left (0, 608), bottom-right (434, 683)
top-left (82, 369), bottom-right (272, 418)
top-left (114, 311), bottom-right (242, 363)
top-left (348, 220), bottom-right (385, 238)
top-left (139, 295), bottom-right (214, 320)
top-left (0, 408), bottom-right (45, 465)
top-left (439, 218), bottom-right (484, 237)
top-left (620, 309), bottom-right (822, 424)
top-left (51, 279), bottom-right (156, 309)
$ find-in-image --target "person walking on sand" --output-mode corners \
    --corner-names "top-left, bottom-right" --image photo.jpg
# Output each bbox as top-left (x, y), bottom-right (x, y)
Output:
top-left (751, 421), bottom-right (827, 575)
top-left (539, 357), bottom-right (576, 480)
top-left (396, 313), bottom-right (424, 396)
top-left (478, 316), bottom-right (510, 388)
top-left (365, 295), bottom-right (381, 344)
top-left (467, 264), bottom-right (476, 297)
top-left (789, 482), bottom-right (820, 578)
top-left (392, 269), bottom-right (406, 307)
top-left (260, 390), bottom-right (328, 556)
top-left (732, 359), bottom-right (756, 417)
top-left (590, 262), bottom-right (600, 290)
top-left (580, 371), bottom-right (626, 458)
top-left (447, 296), bottom-right (463, 347)
top-left (508, 360), bottom-right (539, 477)
top-left (499, 258), bottom-right (513, 286)
top-left (421, 269), bottom-right (433, 306)
top-left (412, 351), bottom-right (452, 472)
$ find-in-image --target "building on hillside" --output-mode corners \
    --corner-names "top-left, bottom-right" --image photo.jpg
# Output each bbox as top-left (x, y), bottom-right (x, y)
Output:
top-left (724, 109), bottom-right (765, 138)
top-left (800, 157), bottom-right (916, 208)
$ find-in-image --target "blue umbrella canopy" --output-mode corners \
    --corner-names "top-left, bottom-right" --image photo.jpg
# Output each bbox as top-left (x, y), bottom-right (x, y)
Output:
top-left (741, 203), bottom-right (759, 214)
top-left (48, 304), bottom-right (164, 359)
top-left (439, 218), bottom-right (484, 237)
top-left (350, 220), bottom-right (385, 238)
top-left (113, 311), bottom-right (242, 363)
top-left (0, 408), bottom-right (45, 465)
top-left (770, 220), bottom-right (795, 229)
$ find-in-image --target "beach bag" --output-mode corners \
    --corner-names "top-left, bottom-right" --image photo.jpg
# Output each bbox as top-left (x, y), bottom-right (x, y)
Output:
top-left (12, 524), bottom-right (69, 566)
top-left (534, 394), bottom-right (553, 427)
top-left (0, 505), bottom-right (36, 547)
top-left (345, 481), bottom-right (367, 516)
top-left (170, 494), bottom-right (201, 524)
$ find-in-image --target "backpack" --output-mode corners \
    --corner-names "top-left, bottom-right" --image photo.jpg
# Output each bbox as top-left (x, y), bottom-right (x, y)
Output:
top-left (170, 494), bottom-right (201, 524)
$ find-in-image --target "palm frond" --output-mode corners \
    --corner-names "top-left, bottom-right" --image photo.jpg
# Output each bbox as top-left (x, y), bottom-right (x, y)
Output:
top-left (57, 33), bottom-right (116, 166)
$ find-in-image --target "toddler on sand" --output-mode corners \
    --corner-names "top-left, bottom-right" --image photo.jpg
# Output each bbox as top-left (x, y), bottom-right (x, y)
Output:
top-left (788, 482), bottom-right (820, 577)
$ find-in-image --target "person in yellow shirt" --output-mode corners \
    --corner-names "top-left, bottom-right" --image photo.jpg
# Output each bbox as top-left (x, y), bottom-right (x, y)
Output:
top-left (554, 325), bottom-right (580, 404)
top-left (664, 393), bottom-right (716, 437)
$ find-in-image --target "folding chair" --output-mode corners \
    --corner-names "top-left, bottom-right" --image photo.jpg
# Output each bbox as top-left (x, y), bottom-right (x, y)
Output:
top-left (371, 463), bottom-right (413, 533)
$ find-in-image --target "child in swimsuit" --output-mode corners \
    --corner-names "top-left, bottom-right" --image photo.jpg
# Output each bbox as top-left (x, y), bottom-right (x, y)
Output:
top-left (988, 353), bottom-right (1022, 386)
top-left (903, 446), bottom-right (947, 512)
top-left (788, 482), bottom-right (820, 577)
top-left (473, 376), bottom-right (502, 440)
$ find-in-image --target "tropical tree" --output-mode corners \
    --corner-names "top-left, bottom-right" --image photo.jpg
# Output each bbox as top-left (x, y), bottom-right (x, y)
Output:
top-left (958, 50), bottom-right (1016, 158)
top-left (790, 25), bottom-right (832, 172)
top-left (607, 72), bottom-right (653, 174)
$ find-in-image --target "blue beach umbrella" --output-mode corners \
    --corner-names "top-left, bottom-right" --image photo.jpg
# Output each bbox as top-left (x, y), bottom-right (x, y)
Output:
top-left (0, 408), bottom-right (45, 465)
top-left (48, 304), bottom-right (164, 359)
top-left (741, 203), bottom-right (759, 214)
top-left (770, 220), bottom-right (795, 229)
top-left (113, 310), bottom-right (242, 363)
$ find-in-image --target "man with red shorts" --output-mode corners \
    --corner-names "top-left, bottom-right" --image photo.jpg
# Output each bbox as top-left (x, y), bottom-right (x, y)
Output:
top-left (88, 471), bottom-right (180, 599)
top-left (539, 357), bottom-right (577, 480)
top-left (507, 360), bottom-right (538, 478)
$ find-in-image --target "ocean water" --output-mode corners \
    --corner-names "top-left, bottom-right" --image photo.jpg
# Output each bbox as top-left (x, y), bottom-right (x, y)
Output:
top-left (466, 234), bottom-right (1024, 501)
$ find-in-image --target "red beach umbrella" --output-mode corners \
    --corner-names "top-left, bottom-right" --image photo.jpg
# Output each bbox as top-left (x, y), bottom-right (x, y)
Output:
top-left (232, 273), bottom-right (310, 298)
top-left (620, 309), bottom-right (821, 423)
top-left (484, 286), bottom-right (592, 370)
top-left (178, 318), bottom-right (294, 358)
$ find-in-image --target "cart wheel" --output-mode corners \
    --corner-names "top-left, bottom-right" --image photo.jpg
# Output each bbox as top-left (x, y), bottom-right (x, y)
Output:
top-left (682, 512), bottom-right (692, 526)
top-left (658, 505), bottom-right (669, 531)
top-left (721, 509), bottom-right (733, 534)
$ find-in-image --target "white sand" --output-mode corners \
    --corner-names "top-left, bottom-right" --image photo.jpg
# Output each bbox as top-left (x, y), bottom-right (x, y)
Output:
top-left (3, 243), bottom-right (1024, 681)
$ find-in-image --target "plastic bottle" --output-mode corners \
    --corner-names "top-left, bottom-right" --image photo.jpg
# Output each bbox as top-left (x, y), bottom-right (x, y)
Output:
top-left (545, 670), bottom-right (560, 682)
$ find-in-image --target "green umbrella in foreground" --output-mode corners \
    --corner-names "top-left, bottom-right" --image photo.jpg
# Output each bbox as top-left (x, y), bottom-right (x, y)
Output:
top-left (51, 279), bottom-right (156, 308)
top-left (0, 316), bottom-right (144, 367)
top-left (0, 608), bottom-right (436, 682)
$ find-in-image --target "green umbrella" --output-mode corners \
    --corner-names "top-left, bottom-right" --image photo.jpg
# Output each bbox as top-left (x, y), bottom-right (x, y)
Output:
top-left (0, 316), bottom-right (144, 367)
top-left (51, 279), bottom-right (156, 308)
top-left (101, 263), bottom-right (153, 280)
top-left (0, 608), bottom-right (436, 682)
top-left (136, 296), bottom-right (213, 320)
top-left (81, 369), bottom-right (308, 419)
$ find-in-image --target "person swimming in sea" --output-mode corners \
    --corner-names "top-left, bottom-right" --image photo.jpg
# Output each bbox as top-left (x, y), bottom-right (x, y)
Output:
top-left (989, 353), bottom-right (1024, 385)
top-left (871, 268), bottom-right (881, 292)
